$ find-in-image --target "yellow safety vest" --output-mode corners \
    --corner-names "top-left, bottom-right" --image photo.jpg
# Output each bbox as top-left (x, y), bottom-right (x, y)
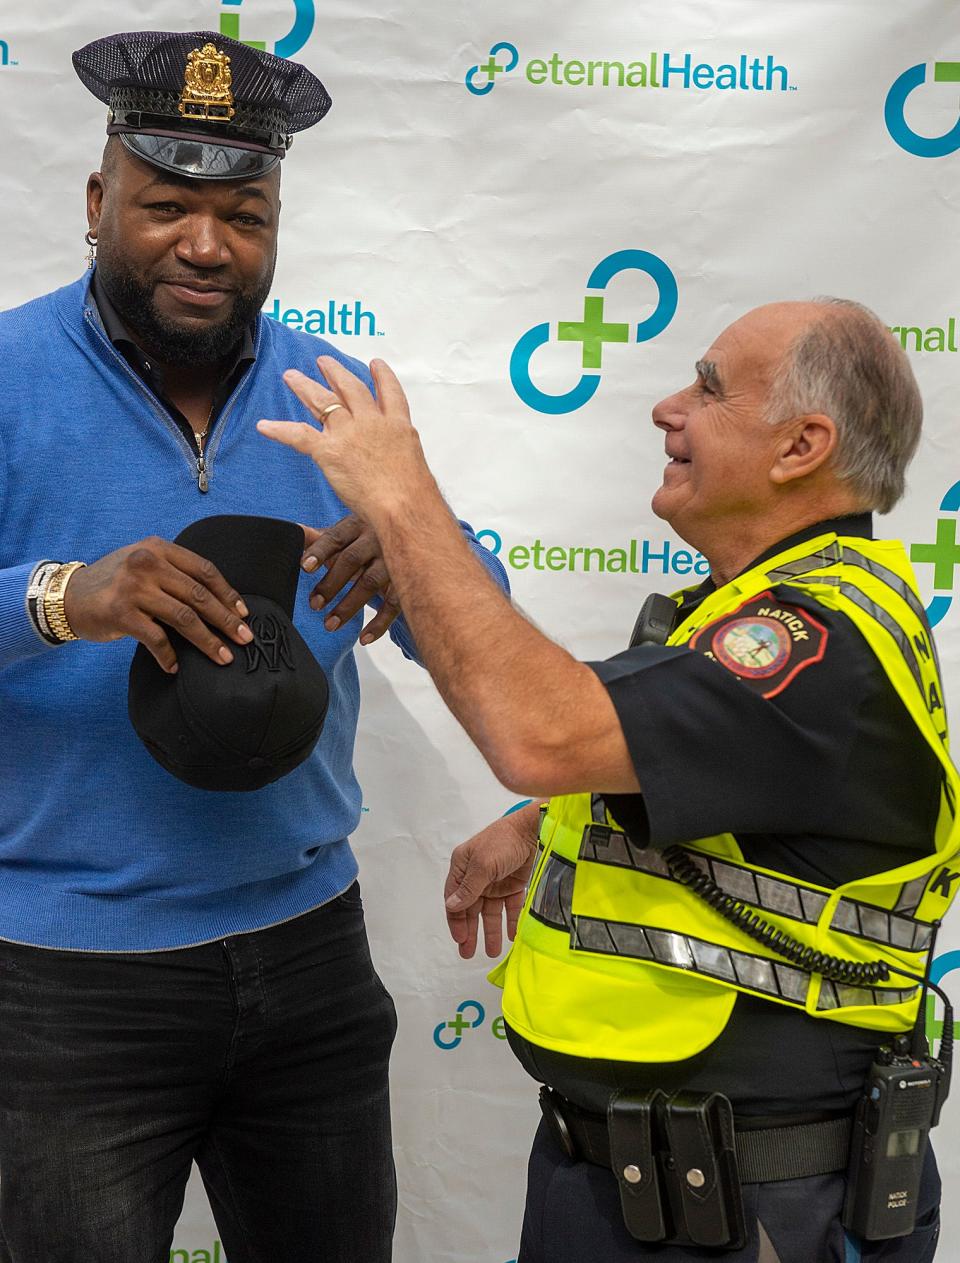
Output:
top-left (490, 532), bottom-right (960, 1063)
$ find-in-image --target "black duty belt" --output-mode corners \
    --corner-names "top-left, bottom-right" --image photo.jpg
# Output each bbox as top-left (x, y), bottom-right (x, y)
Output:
top-left (541, 1086), bottom-right (852, 1184)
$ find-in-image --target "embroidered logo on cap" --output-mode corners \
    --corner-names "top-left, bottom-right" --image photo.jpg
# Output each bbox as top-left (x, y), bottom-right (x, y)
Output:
top-left (179, 43), bottom-right (235, 122)
top-left (244, 614), bottom-right (295, 673)
top-left (690, 591), bottom-right (828, 697)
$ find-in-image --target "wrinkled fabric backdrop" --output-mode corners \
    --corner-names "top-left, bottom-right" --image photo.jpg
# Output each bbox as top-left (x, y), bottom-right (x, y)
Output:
top-left (1, 2), bottom-right (958, 1259)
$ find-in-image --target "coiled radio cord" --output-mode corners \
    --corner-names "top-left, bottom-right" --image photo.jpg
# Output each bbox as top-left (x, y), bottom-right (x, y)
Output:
top-left (662, 844), bottom-right (891, 986)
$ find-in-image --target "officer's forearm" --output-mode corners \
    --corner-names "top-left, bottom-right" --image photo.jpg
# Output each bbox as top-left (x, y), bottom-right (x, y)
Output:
top-left (366, 483), bottom-right (639, 797)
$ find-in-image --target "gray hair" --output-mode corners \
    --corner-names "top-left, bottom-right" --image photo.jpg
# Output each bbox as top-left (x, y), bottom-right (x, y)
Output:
top-left (764, 298), bottom-right (922, 514)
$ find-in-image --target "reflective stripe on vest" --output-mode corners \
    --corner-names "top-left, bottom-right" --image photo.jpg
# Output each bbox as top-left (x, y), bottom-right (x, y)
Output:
top-left (531, 849), bottom-right (920, 1013)
top-left (490, 534), bottom-right (960, 1064)
top-left (579, 823), bottom-right (934, 953)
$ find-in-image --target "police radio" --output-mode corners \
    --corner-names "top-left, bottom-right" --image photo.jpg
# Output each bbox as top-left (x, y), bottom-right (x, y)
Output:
top-left (839, 915), bottom-right (953, 1241)
top-left (842, 1032), bottom-right (947, 1239)
top-left (628, 593), bottom-right (679, 648)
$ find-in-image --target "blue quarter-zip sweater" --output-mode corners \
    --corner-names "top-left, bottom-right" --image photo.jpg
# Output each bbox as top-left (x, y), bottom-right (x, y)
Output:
top-left (0, 275), bottom-right (508, 951)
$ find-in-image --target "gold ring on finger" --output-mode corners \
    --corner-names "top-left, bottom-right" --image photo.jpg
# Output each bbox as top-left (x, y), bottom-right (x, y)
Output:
top-left (319, 403), bottom-right (344, 420)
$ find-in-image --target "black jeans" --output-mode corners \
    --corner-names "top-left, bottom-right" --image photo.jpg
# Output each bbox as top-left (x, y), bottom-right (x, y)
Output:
top-left (518, 1118), bottom-right (941, 1263)
top-left (0, 884), bottom-right (397, 1263)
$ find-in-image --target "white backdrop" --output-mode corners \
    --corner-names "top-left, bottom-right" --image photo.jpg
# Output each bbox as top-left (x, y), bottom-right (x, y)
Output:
top-left (1, 1), bottom-right (958, 1258)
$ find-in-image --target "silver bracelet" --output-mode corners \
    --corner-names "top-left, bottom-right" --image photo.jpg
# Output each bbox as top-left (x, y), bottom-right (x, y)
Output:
top-left (26, 559), bottom-right (64, 646)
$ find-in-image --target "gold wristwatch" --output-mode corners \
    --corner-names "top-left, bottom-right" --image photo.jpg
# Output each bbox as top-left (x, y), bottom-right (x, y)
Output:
top-left (42, 561), bottom-right (87, 643)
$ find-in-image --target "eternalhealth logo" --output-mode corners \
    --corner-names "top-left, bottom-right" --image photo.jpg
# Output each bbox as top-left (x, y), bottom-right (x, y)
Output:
top-left (476, 529), bottom-right (708, 579)
top-left (264, 297), bottom-right (381, 337)
top-left (910, 481), bottom-right (960, 628)
top-left (219, 0), bottom-right (315, 59)
top-left (885, 60), bottom-right (960, 158)
top-left (433, 1000), bottom-right (508, 1050)
top-left (170, 1244), bottom-right (225, 1262)
top-left (0, 38), bottom-right (18, 67)
top-left (466, 42), bottom-right (792, 96)
top-left (466, 42), bottom-right (519, 96)
top-left (511, 250), bottom-right (677, 415)
top-left (889, 319), bottom-right (960, 354)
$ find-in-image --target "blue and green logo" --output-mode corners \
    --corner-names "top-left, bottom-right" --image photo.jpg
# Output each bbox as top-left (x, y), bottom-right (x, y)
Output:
top-left (466, 42), bottom-right (520, 96)
top-left (885, 60), bottom-right (960, 157)
top-left (0, 39), bottom-right (18, 67)
top-left (466, 43), bottom-right (791, 96)
top-left (433, 1000), bottom-right (508, 1050)
top-left (910, 481), bottom-right (960, 626)
top-left (219, 0), bottom-right (315, 59)
top-left (510, 250), bottom-right (677, 415)
top-left (475, 528), bottom-right (708, 579)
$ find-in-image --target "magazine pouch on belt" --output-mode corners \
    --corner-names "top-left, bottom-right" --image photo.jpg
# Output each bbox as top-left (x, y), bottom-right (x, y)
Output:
top-left (609, 1089), bottom-right (747, 1249)
top-left (608, 1089), bottom-right (667, 1241)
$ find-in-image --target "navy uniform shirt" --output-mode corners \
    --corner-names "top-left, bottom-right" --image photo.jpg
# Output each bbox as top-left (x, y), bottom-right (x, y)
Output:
top-left (507, 514), bottom-right (942, 1119)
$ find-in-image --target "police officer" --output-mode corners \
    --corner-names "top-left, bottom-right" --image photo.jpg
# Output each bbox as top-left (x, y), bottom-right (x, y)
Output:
top-left (258, 299), bottom-right (955, 1261)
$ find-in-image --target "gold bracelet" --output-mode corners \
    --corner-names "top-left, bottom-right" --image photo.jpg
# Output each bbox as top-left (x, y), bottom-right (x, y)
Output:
top-left (42, 561), bottom-right (87, 643)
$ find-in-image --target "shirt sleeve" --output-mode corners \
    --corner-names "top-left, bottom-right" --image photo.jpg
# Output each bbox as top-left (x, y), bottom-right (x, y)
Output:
top-left (587, 593), bottom-right (874, 847)
top-left (0, 562), bottom-right (63, 668)
top-left (0, 420), bottom-right (60, 668)
top-left (387, 520), bottom-right (510, 664)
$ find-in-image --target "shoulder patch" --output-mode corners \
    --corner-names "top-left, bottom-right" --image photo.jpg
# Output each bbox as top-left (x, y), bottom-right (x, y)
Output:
top-left (689, 590), bottom-right (829, 698)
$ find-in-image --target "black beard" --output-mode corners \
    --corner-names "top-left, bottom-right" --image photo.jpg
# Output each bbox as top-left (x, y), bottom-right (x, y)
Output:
top-left (95, 258), bottom-right (273, 368)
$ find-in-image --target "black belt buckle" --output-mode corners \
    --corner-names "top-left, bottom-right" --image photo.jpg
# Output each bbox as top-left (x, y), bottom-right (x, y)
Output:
top-left (608, 1089), bottom-right (746, 1250)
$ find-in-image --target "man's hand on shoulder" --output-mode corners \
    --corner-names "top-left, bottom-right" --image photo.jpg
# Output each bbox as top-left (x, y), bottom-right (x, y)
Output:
top-left (64, 538), bottom-right (254, 673)
top-left (444, 802), bottom-right (542, 960)
top-left (258, 355), bottom-right (436, 528)
top-left (299, 515), bottom-right (401, 645)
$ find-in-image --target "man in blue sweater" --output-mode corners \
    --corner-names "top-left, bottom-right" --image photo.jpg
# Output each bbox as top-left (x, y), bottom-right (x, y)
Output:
top-left (0, 30), bottom-right (507, 1263)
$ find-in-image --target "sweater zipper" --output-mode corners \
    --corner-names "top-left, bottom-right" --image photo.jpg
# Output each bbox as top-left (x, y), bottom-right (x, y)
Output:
top-left (83, 310), bottom-right (250, 495)
top-left (193, 430), bottom-right (209, 493)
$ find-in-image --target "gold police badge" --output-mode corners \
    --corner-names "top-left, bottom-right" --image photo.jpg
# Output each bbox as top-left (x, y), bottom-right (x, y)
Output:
top-left (179, 43), bottom-right (236, 122)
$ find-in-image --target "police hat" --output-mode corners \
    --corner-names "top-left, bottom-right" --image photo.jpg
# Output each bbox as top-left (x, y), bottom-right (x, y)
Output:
top-left (73, 30), bottom-right (331, 180)
top-left (128, 516), bottom-right (329, 792)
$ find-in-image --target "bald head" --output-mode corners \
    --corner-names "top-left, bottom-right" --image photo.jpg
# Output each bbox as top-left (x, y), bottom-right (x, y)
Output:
top-left (650, 296), bottom-right (922, 580)
top-left (700, 301), bottom-right (826, 408)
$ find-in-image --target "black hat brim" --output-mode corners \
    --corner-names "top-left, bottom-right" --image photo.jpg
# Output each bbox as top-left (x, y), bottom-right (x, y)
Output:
top-left (119, 131), bottom-right (280, 181)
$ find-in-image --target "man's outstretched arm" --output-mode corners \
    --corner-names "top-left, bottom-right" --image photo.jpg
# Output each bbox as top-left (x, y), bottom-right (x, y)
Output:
top-left (297, 512), bottom-right (508, 660)
top-left (258, 356), bottom-right (639, 798)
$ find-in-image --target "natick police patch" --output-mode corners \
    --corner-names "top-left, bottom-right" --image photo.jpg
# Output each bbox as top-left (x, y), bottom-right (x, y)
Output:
top-left (690, 591), bottom-right (828, 697)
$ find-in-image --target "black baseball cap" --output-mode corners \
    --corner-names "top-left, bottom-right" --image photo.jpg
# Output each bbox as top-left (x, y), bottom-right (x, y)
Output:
top-left (128, 516), bottom-right (329, 792)
top-left (73, 30), bottom-right (332, 180)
